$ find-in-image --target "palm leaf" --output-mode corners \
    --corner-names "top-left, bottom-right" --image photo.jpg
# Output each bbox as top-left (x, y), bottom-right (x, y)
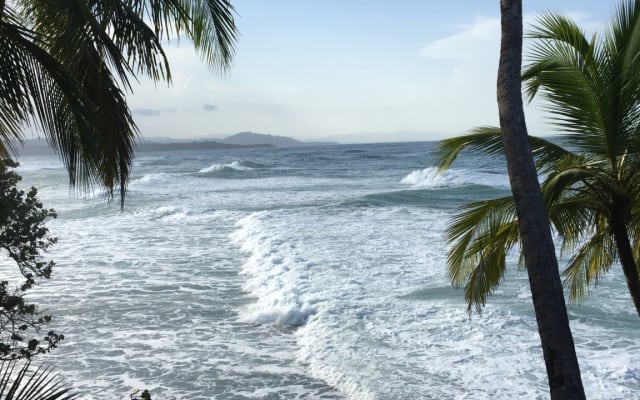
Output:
top-left (4, 0), bottom-right (238, 203)
top-left (0, 6), bottom-right (94, 167)
top-left (433, 126), bottom-right (572, 173)
top-left (601, 0), bottom-right (640, 155)
top-left (464, 242), bottom-right (508, 313)
top-left (445, 196), bottom-right (522, 310)
top-left (562, 228), bottom-right (616, 302)
top-left (0, 360), bottom-right (77, 400)
top-left (548, 194), bottom-right (599, 256)
top-left (131, 0), bottom-right (238, 72)
top-left (181, 0), bottom-right (238, 71)
top-left (523, 13), bottom-right (611, 157)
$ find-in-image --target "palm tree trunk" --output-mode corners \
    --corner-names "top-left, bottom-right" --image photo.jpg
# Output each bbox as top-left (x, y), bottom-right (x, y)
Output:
top-left (609, 205), bottom-right (640, 316)
top-left (498, 1), bottom-right (585, 398)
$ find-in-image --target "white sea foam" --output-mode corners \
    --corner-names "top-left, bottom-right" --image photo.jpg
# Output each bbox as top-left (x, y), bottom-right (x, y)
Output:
top-left (230, 211), bottom-right (317, 326)
top-left (401, 166), bottom-right (509, 189)
top-left (14, 145), bottom-right (640, 400)
top-left (198, 161), bottom-right (253, 173)
top-left (229, 206), bottom-right (456, 400)
top-left (143, 205), bottom-right (216, 222)
top-left (130, 172), bottom-right (173, 186)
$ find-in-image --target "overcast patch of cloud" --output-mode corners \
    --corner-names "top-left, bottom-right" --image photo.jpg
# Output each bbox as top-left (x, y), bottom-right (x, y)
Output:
top-left (133, 108), bottom-right (162, 116)
top-left (202, 104), bottom-right (218, 112)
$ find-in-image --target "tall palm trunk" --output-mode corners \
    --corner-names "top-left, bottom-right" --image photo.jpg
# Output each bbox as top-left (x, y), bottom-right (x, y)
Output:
top-left (498, 1), bottom-right (585, 398)
top-left (609, 200), bottom-right (640, 316)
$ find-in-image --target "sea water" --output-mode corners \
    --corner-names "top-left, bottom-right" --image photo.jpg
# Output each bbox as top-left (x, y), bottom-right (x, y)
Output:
top-left (10, 142), bottom-right (640, 399)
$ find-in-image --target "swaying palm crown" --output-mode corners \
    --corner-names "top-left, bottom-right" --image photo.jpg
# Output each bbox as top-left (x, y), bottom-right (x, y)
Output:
top-left (0, 0), bottom-right (237, 205)
top-left (436, 0), bottom-right (640, 315)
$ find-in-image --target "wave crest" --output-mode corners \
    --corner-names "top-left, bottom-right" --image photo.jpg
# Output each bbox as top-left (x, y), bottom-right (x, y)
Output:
top-left (199, 161), bottom-right (254, 173)
top-left (230, 212), bottom-right (317, 327)
top-left (401, 167), bottom-right (509, 189)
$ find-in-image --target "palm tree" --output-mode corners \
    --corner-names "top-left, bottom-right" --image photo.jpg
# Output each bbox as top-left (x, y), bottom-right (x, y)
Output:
top-left (487, 1), bottom-right (585, 397)
top-left (436, 0), bottom-right (640, 318)
top-left (0, 0), bottom-right (237, 205)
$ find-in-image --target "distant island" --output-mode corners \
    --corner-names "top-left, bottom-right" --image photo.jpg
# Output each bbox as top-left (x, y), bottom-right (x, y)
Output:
top-left (219, 131), bottom-right (335, 147)
top-left (135, 140), bottom-right (271, 152)
top-left (16, 132), bottom-right (336, 156)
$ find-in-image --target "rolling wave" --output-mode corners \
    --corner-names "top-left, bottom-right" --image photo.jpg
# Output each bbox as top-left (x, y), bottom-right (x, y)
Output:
top-left (339, 186), bottom-right (505, 209)
top-left (401, 166), bottom-right (509, 189)
top-left (198, 161), bottom-right (254, 173)
top-left (230, 211), bottom-right (317, 327)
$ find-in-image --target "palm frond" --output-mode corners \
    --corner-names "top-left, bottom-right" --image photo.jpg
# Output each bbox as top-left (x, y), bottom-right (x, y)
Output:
top-left (138, 0), bottom-right (238, 72)
top-left (523, 13), bottom-right (613, 156)
top-left (562, 229), bottom-right (616, 302)
top-left (523, 11), bottom-right (596, 102)
top-left (19, 0), bottom-right (141, 203)
top-left (549, 194), bottom-right (600, 256)
top-left (433, 126), bottom-right (572, 174)
top-left (446, 196), bottom-right (518, 273)
top-left (0, 5), bottom-right (93, 164)
top-left (182, 0), bottom-right (238, 72)
top-left (541, 163), bottom-right (603, 206)
top-left (599, 1), bottom-right (640, 155)
top-left (3, 0), bottom-right (238, 204)
top-left (433, 126), bottom-right (505, 172)
top-left (445, 196), bottom-right (521, 311)
top-left (94, 0), bottom-right (173, 84)
top-left (464, 243), bottom-right (509, 313)
top-left (609, 0), bottom-right (640, 66)
top-left (0, 360), bottom-right (77, 400)
top-left (628, 203), bottom-right (640, 263)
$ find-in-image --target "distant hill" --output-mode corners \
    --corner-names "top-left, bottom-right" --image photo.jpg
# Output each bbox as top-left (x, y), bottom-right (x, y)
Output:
top-left (15, 132), bottom-right (334, 157)
top-left (135, 140), bottom-right (271, 152)
top-left (14, 138), bottom-right (271, 157)
top-left (221, 131), bottom-right (335, 147)
top-left (222, 132), bottom-right (300, 146)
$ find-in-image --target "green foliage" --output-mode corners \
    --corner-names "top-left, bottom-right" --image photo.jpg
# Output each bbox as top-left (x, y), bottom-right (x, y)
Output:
top-left (0, 160), bottom-right (61, 360)
top-left (0, 0), bottom-right (238, 205)
top-left (435, 0), bottom-right (640, 312)
top-left (0, 359), bottom-right (76, 400)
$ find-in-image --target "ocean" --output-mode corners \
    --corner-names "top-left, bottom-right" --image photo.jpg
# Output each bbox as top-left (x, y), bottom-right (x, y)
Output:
top-left (11, 141), bottom-right (640, 399)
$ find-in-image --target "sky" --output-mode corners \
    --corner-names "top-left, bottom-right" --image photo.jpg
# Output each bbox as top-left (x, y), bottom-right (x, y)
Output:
top-left (128, 0), bottom-right (612, 143)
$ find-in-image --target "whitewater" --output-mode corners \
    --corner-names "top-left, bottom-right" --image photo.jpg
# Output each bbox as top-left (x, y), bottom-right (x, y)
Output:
top-left (11, 142), bottom-right (640, 399)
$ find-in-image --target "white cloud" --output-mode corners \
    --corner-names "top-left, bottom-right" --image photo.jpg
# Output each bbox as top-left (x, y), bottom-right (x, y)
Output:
top-left (421, 17), bottom-right (500, 60)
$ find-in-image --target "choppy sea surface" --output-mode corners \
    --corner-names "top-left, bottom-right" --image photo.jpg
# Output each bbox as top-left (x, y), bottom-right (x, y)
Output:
top-left (10, 142), bottom-right (640, 399)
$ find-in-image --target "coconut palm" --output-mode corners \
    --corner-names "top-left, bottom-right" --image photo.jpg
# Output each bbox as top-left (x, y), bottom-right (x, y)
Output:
top-left (0, 0), bottom-right (237, 205)
top-left (492, 1), bottom-right (584, 397)
top-left (436, 0), bottom-right (640, 317)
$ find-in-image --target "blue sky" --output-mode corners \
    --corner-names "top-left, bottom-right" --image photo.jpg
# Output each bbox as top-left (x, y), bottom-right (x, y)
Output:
top-left (129, 1), bottom-right (611, 142)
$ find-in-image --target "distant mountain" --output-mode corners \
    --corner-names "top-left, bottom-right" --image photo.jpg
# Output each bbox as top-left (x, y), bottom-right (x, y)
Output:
top-left (14, 138), bottom-right (271, 157)
top-left (15, 132), bottom-right (334, 157)
top-left (135, 140), bottom-right (271, 152)
top-left (221, 131), bottom-right (335, 147)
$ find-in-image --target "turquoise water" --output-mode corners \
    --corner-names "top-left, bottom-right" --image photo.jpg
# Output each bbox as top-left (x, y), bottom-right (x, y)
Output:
top-left (10, 142), bottom-right (640, 399)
